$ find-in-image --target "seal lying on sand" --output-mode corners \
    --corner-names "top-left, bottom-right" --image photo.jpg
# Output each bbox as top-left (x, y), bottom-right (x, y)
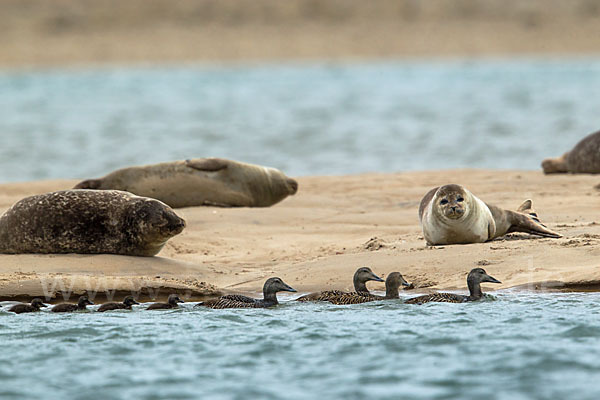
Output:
top-left (74, 158), bottom-right (299, 208)
top-left (0, 190), bottom-right (185, 256)
top-left (419, 184), bottom-right (561, 245)
top-left (542, 130), bottom-right (600, 174)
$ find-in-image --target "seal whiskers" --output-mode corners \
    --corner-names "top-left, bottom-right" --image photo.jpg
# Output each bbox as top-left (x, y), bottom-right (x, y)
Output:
top-left (405, 268), bottom-right (501, 304)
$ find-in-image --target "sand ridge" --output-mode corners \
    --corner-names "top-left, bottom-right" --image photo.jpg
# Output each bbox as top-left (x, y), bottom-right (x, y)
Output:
top-left (0, 169), bottom-right (599, 302)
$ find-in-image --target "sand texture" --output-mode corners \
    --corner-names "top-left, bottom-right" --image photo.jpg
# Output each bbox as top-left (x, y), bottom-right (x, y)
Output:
top-left (0, 170), bottom-right (599, 302)
top-left (2, 0), bottom-right (600, 67)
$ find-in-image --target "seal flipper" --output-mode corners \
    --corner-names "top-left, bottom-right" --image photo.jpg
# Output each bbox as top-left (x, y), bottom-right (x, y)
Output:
top-left (185, 158), bottom-right (229, 172)
top-left (517, 199), bottom-right (540, 222)
top-left (506, 210), bottom-right (562, 238)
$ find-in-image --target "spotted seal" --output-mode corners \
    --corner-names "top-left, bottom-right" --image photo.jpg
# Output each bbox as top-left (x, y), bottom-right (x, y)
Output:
top-left (542, 130), bottom-right (600, 174)
top-left (74, 158), bottom-right (298, 208)
top-left (0, 190), bottom-right (185, 256)
top-left (419, 184), bottom-right (561, 245)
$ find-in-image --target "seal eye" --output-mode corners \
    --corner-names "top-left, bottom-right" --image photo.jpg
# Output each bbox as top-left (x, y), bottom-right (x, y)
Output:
top-left (440, 199), bottom-right (449, 205)
top-left (457, 197), bottom-right (464, 202)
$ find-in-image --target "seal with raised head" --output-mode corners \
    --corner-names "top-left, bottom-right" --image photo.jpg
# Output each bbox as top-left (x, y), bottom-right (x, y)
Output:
top-left (74, 158), bottom-right (299, 208)
top-left (542, 130), bottom-right (600, 174)
top-left (419, 184), bottom-right (561, 245)
top-left (0, 190), bottom-right (185, 256)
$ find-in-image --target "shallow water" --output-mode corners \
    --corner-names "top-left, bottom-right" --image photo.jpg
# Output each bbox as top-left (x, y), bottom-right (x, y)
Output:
top-left (1, 59), bottom-right (600, 182)
top-left (1, 292), bottom-right (599, 399)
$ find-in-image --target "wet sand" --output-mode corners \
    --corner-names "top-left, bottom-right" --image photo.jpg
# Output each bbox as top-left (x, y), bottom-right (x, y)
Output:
top-left (1, 170), bottom-right (599, 302)
top-left (1, 0), bottom-right (600, 67)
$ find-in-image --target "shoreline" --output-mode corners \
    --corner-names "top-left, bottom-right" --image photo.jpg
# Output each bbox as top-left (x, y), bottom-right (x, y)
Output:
top-left (1, 169), bottom-right (599, 302)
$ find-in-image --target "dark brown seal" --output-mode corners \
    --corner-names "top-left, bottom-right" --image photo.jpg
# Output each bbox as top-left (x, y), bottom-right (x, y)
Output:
top-left (0, 190), bottom-right (185, 256)
top-left (542, 130), bottom-right (600, 174)
top-left (74, 158), bottom-right (299, 208)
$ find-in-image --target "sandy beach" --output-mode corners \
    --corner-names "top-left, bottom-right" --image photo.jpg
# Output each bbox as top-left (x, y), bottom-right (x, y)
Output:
top-left (1, 169), bottom-right (599, 302)
top-left (2, 0), bottom-right (600, 67)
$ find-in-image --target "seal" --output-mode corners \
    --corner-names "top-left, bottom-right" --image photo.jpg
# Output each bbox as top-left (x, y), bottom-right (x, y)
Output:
top-left (419, 184), bottom-right (561, 245)
top-left (8, 298), bottom-right (48, 314)
top-left (405, 268), bottom-right (501, 304)
top-left (542, 130), bottom-right (600, 174)
top-left (51, 296), bottom-right (94, 313)
top-left (74, 158), bottom-right (299, 208)
top-left (146, 294), bottom-right (184, 310)
top-left (0, 190), bottom-right (185, 256)
top-left (196, 277), bottom-right (296, 309)
top-left (97, 295), bottom-right (139, 312)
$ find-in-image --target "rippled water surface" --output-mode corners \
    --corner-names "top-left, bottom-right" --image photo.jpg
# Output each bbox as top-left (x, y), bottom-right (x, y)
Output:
top-left (1, 59), bottom-right (600, 182)
top-left (1, 292), bottom-right (599, 399)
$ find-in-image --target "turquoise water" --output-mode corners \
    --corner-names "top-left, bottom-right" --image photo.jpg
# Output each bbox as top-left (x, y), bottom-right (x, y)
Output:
top-left (1, 59), bottom-right (600, 182)
top-left (1, 292), bottom-right (599, 399)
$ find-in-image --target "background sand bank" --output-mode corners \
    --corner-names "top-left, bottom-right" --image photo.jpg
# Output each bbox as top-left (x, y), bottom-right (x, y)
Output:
top-left (2, 0), bottom-right (600, 67)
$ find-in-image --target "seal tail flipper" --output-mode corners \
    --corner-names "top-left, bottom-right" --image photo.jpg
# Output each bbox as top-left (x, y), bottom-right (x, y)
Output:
top-left (507, 211), bottom-right (562, 238)
top-left (517, 199), bottom-right (540, 222)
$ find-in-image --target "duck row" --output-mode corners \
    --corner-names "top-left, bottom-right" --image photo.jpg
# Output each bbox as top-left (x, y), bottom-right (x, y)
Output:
top-left (1, 267), bottom-right (500, 313)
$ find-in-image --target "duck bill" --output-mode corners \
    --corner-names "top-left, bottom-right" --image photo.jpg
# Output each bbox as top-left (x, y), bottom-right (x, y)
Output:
top-left (402, 281), bottom-right (411, 287)
top-left (483, 274), bottom-right (501, 284)
top-left (282, 283), bottom-right (297, 293)
top-left (370, 273), bottom-right (384, 282)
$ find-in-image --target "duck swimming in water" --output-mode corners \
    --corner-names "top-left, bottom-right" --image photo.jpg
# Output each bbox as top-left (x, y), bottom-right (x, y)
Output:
top-left (326, 272), bottom-right (411, 305)
top-left (51, 296), bottom-right (94, 313)
top-left (405, 268), bottom-right (501, 304)
top-left (197, 277), bottom-right (296, 309)
top-left (97, 295), bottom-right (139, 312)
top-left (146, 294), bottom-right (184, 310)
top-left (296, 266), bottom-right (384, 302)
top-left (8, 298), bottom-right (47, 314)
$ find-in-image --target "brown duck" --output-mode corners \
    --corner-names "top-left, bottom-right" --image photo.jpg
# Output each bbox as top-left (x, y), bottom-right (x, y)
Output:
top-left (296, 266), bottom-right (384, 302)
top-left (405, 268), bottom-right (501, 304)
top-left (8, 298), bottom-right (48, 314)
top-left (197, 277), bottom-right (296, 309)
top-left (146, 294), bottom-right (184, 310)
top-left (327, 272), bottom-right (411, 305)
top-left (51, 296), bottom-right (94, 313)
top-left (97, 295), bottom-right (139, 312)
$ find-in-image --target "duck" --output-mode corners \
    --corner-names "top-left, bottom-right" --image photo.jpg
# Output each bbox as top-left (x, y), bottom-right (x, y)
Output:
top-left (296, 266), bottom-right (384, 302)
top-left (51, 296), bottom-right (94, 313)
top-left (196, 277), bottom-right (296, 309)
top-left (405, 268), bottom-right (501, 304)
top-left (326, 272), bottom-right (411, 305)
top-left (146, 294), bottom-right (184, 310)
top-left (8, 298), bottom-right (48, 314)
top-left (97, 295), bottom-right (139, 312)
